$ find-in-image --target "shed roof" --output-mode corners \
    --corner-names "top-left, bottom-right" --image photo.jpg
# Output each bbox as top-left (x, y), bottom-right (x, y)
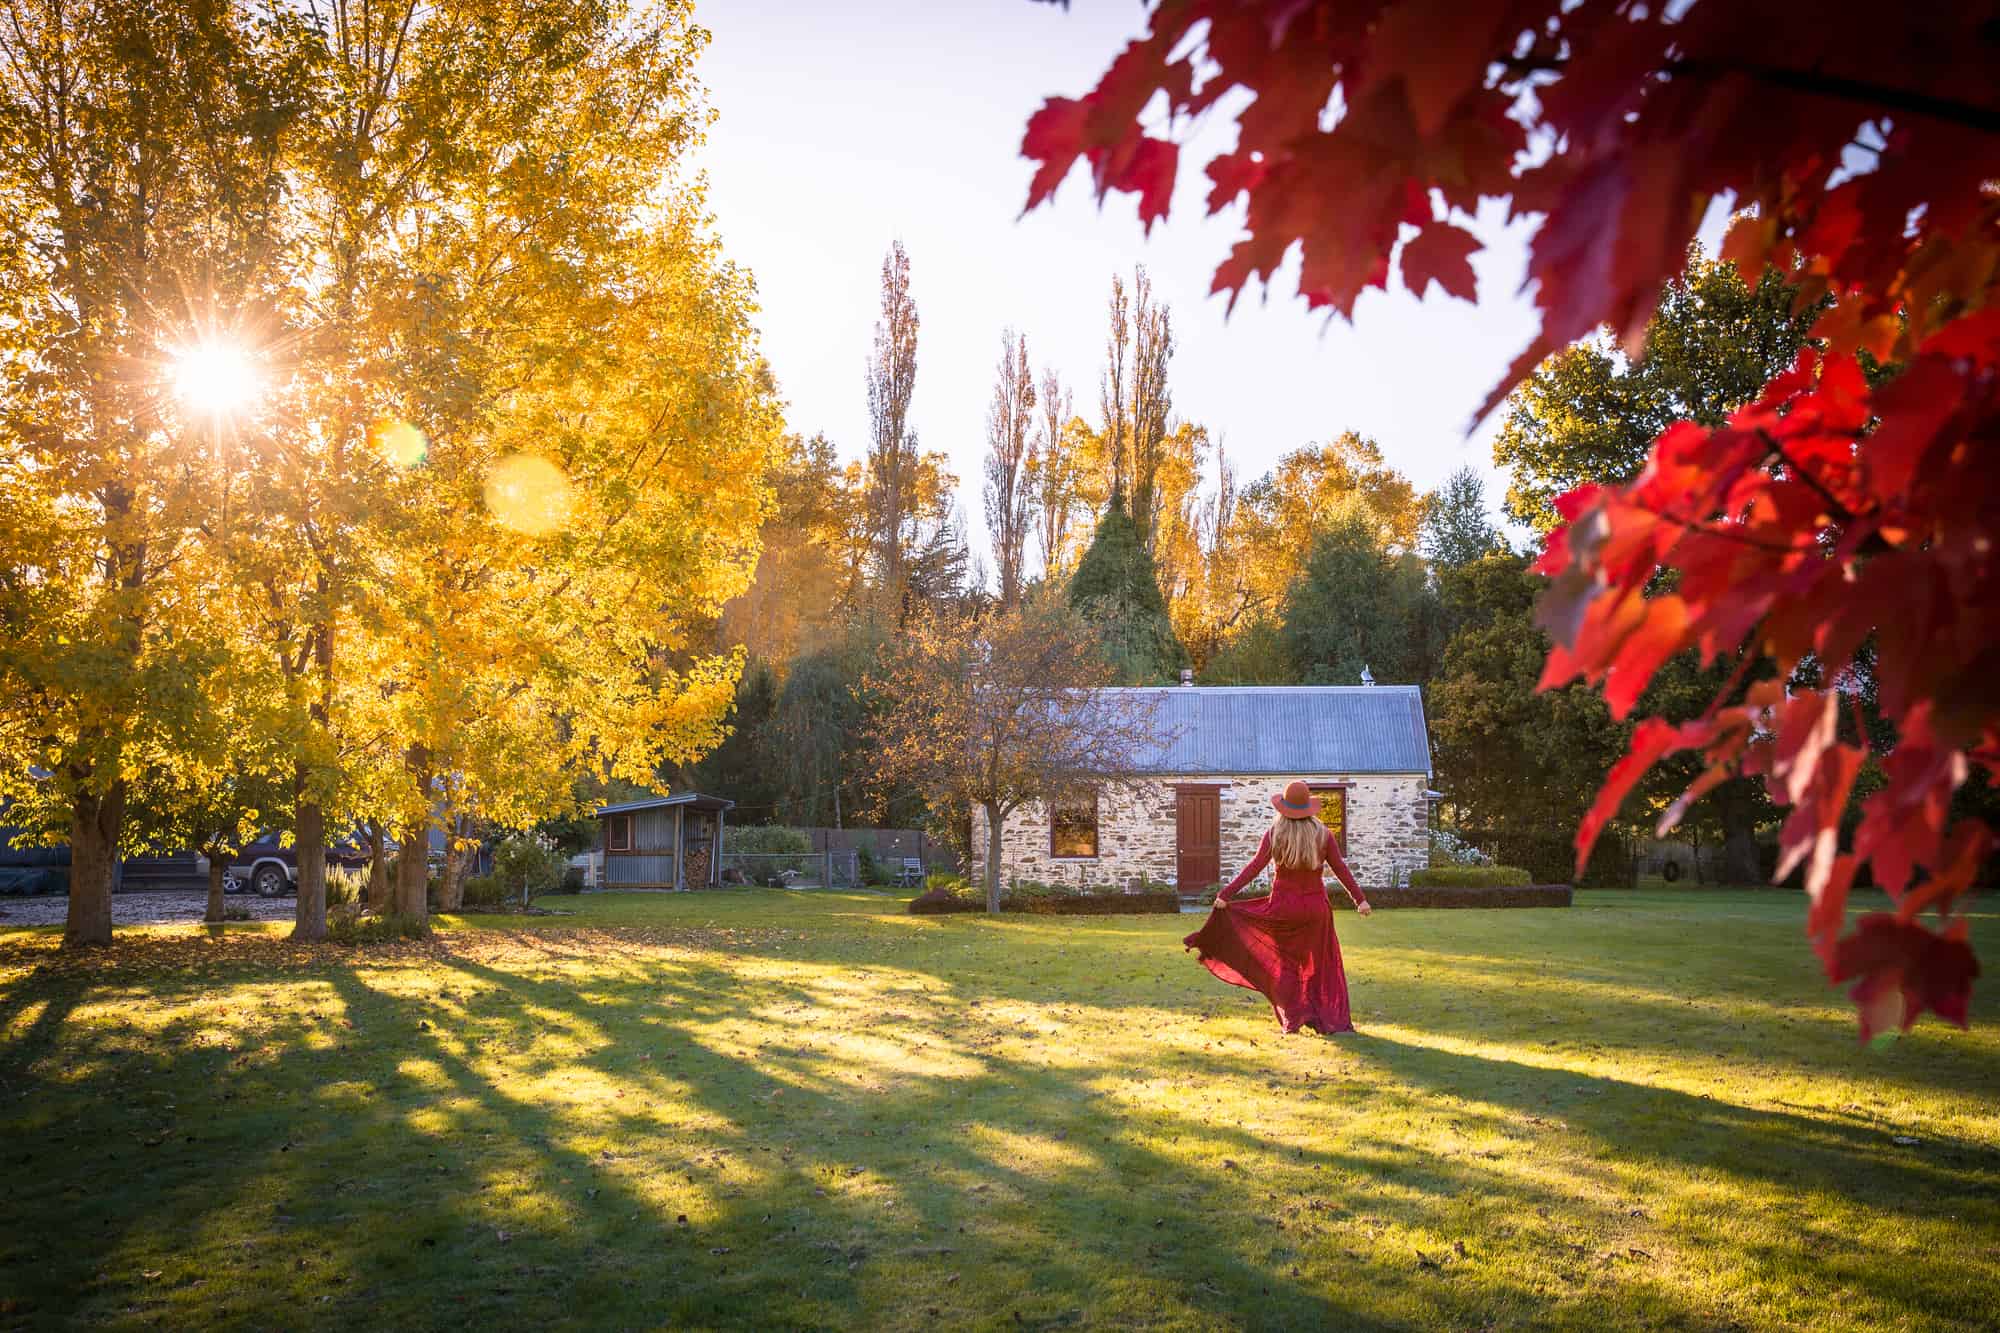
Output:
top-left (595, 792), bottom-right (735, 817)
top-left (1093, 685), bottom-right (1431, 777)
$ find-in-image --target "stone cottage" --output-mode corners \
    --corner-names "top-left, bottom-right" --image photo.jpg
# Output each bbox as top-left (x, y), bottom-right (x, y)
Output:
top-left (970, 682), bottom-right (1434, 893)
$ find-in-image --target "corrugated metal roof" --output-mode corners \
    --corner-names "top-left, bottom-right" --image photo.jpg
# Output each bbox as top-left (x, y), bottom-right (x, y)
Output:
top-left (596, 792), bottom-right (735, 816)
top-left (1092, 685), bottom-right (1431, 777)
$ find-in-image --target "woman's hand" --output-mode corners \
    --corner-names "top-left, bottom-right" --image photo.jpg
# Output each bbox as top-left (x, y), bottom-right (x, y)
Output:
top-left (1212, 896), bottom-right (1231, 909)
top-left (1355, 901), bottom-right (1373, 917)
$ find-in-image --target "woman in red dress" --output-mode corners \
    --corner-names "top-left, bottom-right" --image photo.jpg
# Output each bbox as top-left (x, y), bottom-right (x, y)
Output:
top-left (1183, 779), bottom-right (1373, 1034)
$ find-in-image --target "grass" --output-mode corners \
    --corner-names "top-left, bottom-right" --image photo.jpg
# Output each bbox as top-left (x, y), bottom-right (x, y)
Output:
top-left (1, 888), bottom-right (1996, 1331)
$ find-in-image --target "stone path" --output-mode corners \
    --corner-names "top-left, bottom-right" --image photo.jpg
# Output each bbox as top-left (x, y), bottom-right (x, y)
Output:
top-left (0, 891), bottom-right (300, 927)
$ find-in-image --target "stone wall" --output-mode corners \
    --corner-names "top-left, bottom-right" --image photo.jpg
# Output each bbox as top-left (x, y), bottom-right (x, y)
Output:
top-left (969, 773), bottom-right (1430, 893)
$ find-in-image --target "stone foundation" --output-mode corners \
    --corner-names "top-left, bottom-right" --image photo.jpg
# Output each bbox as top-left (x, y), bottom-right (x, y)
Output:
top-left (970, 773), bottom-right (1430, 893)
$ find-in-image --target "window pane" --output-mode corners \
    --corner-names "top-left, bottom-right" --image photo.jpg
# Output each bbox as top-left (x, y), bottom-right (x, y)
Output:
top-left (1313, 788), bottom-right (1347, 850)
top-left (1051, 796), bottom-right (1098, 858)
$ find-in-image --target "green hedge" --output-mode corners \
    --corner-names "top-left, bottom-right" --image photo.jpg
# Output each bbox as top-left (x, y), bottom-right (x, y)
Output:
top-left (1336, 884), bottom-right (1570, 909)
top-left (1005, 891), bottom-right (1180, 916)
top-left (907, 887), bottom-right (1181, 916)
top-left (1408, 864), bottom-right (1532, 888)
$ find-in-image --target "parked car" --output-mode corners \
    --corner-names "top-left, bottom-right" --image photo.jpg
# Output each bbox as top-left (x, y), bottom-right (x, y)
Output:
top-left (197, 837), bottom-right (371, 898)
top-left (0, 824), bottom-right (69, 896)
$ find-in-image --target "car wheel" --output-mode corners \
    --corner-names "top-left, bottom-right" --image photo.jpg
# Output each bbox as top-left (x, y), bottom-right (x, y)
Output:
top-left (253, 864), bottom-right (290, 897)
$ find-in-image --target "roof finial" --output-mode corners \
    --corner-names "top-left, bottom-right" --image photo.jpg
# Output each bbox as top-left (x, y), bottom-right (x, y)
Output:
top-left (1359, 664), bottom-right (1374, 687)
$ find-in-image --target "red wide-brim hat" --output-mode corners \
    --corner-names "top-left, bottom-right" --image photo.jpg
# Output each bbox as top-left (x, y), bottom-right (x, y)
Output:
top-left (1271, 780), bottom-right (1314, 818)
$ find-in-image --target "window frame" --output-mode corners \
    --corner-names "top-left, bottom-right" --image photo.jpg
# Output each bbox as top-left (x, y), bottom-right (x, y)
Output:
top-left (606, 813), bottom-right (636, 854)
top-left (1309, 783), bottom-right (1351, 854)
top-left (1048, 791), bottom-right (1100, 860)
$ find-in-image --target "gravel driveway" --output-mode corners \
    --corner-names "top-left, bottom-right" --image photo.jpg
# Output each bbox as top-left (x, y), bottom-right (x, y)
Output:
top-left (0, 891), bottom-right (302, 927)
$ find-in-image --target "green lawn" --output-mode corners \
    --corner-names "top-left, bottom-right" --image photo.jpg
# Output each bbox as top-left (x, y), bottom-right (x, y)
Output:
top-left (2, 889), bottom-right (1996, 1330)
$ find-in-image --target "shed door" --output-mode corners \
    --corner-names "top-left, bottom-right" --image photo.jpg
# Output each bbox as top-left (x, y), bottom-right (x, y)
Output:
top-left (1175, 787), bottom-right (1221, 893)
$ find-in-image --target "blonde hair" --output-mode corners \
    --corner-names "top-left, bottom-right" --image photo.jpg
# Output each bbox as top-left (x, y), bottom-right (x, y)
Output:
top-left (1270, 814), bottom-right (1328, 870)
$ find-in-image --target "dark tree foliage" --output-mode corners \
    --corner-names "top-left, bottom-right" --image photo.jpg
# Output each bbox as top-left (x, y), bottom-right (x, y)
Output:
top-left (1494, 249), bottom-right (1827, 534)
top-left (670, 657), bottom-right (781, 824)
top-left (1066, 493), bottom-right (1187, 684)
top-left (1278, 511), bottom-right (1442, 688)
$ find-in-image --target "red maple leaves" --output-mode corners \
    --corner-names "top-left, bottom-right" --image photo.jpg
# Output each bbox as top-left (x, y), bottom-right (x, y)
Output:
top-left (1023, 0), bottom-right (2000, 1037)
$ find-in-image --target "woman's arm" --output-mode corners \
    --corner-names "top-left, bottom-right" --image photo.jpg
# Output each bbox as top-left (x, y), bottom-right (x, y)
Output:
top-left (1325, 833), bottom-right (1370, 910)
top-left (1215, 831), bottom-right (1273, 904)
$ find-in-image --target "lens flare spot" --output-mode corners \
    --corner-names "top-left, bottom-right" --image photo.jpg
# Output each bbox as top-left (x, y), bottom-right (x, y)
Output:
top-left (369, 418), bottom-right (428, 468)
top-left (485, 453), bottom-right (574, 536)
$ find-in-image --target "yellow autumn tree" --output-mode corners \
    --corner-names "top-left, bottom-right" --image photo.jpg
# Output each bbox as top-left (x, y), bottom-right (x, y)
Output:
top-left (1216, 432), bottom-right (1421, 636)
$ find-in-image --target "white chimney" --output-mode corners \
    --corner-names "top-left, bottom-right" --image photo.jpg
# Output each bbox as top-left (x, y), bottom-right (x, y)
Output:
top-left (1179, 668), bottom-right (1194, 687)
top-left (1360, 664), bottom-right (1375, 687)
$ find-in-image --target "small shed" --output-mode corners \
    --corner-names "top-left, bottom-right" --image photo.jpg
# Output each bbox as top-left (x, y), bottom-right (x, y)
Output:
top-left (595, 792), bottom-right (734, 890)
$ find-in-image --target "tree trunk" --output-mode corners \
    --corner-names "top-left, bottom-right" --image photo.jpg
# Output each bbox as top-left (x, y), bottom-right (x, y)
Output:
top-left (1716, 778), bottom-right (1762, 886)
top-left (984, 802), bottom-right (1005, 914)
top-left (204, 843), bottom-right (228, 924)
top-left (292, 798), bottom-right (327, 941)
top-left (367, 822), bottom-right (389, 909)
top-left (436, 820), bottom-right (469, 912)
top-left (395, 745), bottom-right (433, 922)
top-left (64, 784), bottom-right (123, 949)
top-left (394, 823), bottom-right (429, 919)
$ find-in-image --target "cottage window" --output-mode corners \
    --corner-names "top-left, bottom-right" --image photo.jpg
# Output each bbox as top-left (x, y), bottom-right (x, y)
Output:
top-left (1310, 785), bottom-right (1349, 853)
top-left (607, 814), bottom-right (635, 853)
top-left (1049, 794), bottom-right (1099, 859)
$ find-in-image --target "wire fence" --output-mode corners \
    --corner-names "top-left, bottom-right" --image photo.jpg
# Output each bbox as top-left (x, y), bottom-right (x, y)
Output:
top-left (717, 850), bottom-right (862, 891)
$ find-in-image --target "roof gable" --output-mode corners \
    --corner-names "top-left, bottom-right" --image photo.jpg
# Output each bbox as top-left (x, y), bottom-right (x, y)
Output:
top-left (1096, 685), bottom-right (1431, 776)
top-left (596, 792), bottom-right (734, 816)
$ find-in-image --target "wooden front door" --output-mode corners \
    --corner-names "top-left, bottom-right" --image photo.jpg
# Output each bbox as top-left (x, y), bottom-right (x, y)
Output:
top-left (1175, 786), bottom-right (1221, 893)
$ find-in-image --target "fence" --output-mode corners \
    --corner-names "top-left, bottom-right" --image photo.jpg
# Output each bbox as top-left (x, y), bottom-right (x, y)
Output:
top-left (794, 827), bottom-right (958, 874)
top-left (718, 850), bottom-right (862, 890)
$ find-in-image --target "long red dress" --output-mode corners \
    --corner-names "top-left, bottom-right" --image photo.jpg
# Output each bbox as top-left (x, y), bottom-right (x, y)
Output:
top-left (1183, 828), bottom-right (1369, 1034)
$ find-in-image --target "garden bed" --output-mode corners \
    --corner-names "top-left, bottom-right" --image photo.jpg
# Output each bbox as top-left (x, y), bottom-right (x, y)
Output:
top-left (908, 889), bottom-right (1181, 916)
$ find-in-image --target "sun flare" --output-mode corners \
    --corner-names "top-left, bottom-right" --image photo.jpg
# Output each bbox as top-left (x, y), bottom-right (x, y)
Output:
top-left (170, 341), bottom-right (259, 418)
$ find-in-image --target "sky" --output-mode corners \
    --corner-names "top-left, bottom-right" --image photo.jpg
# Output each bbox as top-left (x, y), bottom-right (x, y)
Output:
top-left (692, 0), bottom-right (1550, 572)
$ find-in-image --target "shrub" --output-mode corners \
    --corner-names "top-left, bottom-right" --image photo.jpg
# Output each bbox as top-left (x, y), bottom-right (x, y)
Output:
top-left (924, 871), bottom-right (971, 894)
top-left (1332, 884), bottom-right (1571, 909)
top-left (493, 836), bottom-right (564, 905)
top-left (907, 881), bottom-right (1181, 916)
top-left (331, 908), bottom-right (432, 942)
top-left (460, 873), bottom-right (505, 907)
top-left (1429, 827), bottom-right (1494, 868)
top-left (1004, 890), bottom-right (1179, 915)
top-left (856, 845), bottom-right (883, 885)
top-left (727, 825), bottom-right (813, 856)
top-left (1450, 829), bottom-right (1635, 886)
top-left (554, 865), bottom-right (585, 895)
top-left (1408, 864), bottom-right (1532, 888)
top-left (325, 865), bottom-right (365, 907)
top-left (907, 887), bottom-right (982, 914)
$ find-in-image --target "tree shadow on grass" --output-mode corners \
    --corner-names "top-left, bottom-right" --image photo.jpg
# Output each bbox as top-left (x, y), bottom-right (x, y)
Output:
top-left (2, 908), bottom-right (1994, 1330)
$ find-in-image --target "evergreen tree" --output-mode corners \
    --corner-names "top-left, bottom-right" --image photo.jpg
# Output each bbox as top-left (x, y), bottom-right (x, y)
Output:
top-left (1419, 466), bottom-right (1505, 572)
top-left (1066, 493), bottom-right (1187, 684)
top-left (676, 659), bottom-right (781, 823)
